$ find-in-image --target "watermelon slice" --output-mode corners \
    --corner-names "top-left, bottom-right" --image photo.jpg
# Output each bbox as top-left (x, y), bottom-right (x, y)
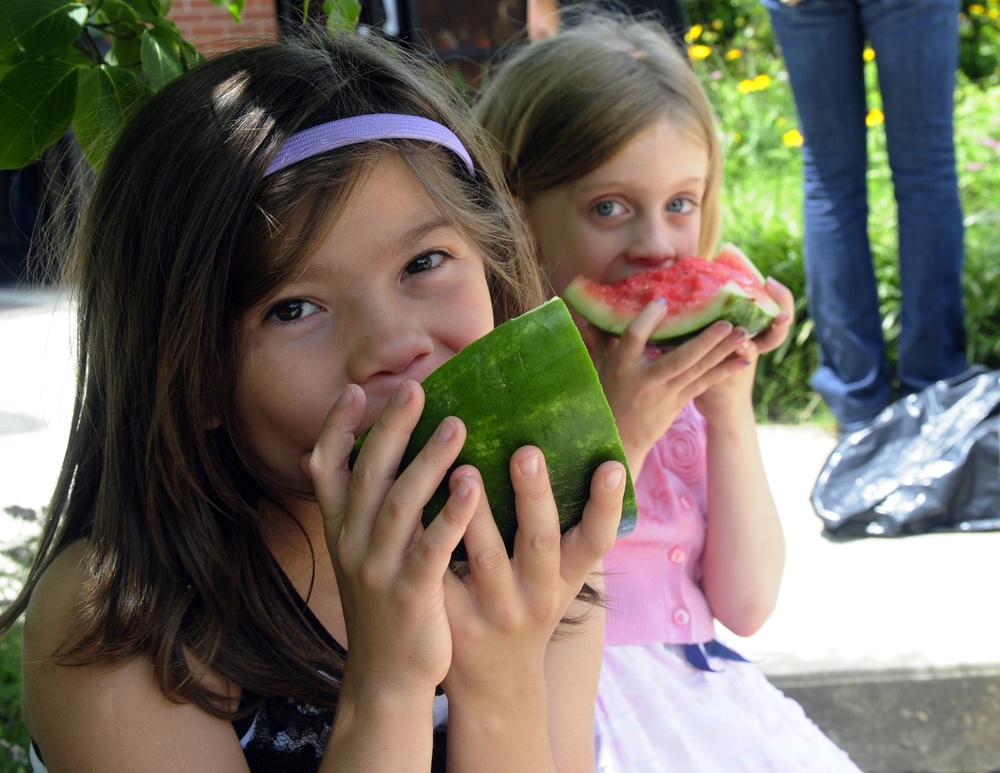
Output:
top-left (352, 297), bottom-right (637, 559)
top-left (562, 243), bottom-right (780, 345)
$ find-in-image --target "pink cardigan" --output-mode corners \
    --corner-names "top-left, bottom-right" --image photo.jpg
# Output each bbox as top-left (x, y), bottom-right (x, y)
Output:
top-left (603, 403), bottom-right (716, 646)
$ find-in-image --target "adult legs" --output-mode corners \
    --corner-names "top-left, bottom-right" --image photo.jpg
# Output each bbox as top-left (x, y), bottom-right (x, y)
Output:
top-left (862, 0), bottom-right (968, 395)
top-left (764, 0), bottom-right (892, 427)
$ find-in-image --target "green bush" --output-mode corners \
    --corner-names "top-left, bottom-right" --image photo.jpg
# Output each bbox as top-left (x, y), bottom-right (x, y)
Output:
top-left (0, 624), bottom-right (29, 773)
top-left (683, 2), bottom-right (1000, 425)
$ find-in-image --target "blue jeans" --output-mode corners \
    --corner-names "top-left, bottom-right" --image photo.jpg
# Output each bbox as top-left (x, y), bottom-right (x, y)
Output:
top-left (762, 0), bottom-right (968, 428)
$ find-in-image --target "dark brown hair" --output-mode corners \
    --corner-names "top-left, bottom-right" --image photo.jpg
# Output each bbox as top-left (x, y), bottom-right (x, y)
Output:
top-left (0, 28), bottom-right (545, 717)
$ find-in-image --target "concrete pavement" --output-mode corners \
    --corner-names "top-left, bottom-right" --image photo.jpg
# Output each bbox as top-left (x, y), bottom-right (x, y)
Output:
top-left (1, 284), bottom-right (999, 772)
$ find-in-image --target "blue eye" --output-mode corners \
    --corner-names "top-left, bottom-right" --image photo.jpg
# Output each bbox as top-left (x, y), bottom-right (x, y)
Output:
top-left (594, 200), bottom-right (625, 217)
top-left (265, 298), bottom-right (320, 323)
top-left (667, 198), bottom-right (697, 214)
top-left (403, 251), bottom-right (446, 276)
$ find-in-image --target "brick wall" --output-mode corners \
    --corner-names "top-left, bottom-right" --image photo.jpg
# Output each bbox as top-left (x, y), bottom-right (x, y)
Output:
top-left (169, 0), bottom-right (280, 54)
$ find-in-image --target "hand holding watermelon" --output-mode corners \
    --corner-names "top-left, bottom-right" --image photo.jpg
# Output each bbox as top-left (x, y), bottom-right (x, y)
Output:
top-left (560, 245), bottom-right (793, 476)
top-left (563, 244), bottom-right (787, 347)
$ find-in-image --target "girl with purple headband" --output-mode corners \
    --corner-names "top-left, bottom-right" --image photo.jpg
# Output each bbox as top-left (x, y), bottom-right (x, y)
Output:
top-left (0, 29), bottom-right (626, 772)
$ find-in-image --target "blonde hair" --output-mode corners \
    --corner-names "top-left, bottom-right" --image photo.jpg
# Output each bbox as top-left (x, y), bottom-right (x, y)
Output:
top-left (476, 13), bottom-right (723, 258)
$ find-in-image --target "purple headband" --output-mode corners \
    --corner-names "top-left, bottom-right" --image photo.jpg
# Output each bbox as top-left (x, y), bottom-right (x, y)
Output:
top-left (264, 114), bottom-right (476, 178)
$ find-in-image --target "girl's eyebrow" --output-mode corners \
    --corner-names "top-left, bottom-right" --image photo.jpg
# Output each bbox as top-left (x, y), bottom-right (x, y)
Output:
top-left (395, 216), bottom-right (457, 252)
top-left (289, 216), bottom-right (460, 286)
top-left (572, 175), bottom-right (708, 195)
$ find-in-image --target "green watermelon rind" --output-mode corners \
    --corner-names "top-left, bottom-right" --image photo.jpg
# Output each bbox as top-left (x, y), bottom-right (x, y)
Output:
top-left (351, 297), bottom-right (638, 560)
top-left (563, 243), bottom-right (781, 345)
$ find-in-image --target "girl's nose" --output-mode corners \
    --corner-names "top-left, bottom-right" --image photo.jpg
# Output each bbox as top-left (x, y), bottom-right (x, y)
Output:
top-left (345, 304), bottom-right (435, 386)
top-left (625, 215), bottom-right (680, 268)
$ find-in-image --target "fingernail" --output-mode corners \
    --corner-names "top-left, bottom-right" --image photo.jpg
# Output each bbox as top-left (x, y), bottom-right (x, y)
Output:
top-left (436, 418), bottom-right (455, 443)
top-left (518, 453), bottom-right (540, 478)
top-left (455, 475), bottom-right (472, 500)
top-left (603, 465), bottom-right (624, 490)
top-left (393, 381), bottom-right (412, 406)
top-left (735, 328), bottom-right (748, 340)
top-left (336, 385), bottom-right (356, 408)
top-left (716, 320), bottom-right (734, 334)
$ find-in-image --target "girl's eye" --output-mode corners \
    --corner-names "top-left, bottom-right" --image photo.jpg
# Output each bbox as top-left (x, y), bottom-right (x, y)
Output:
top-left (593, 200), bottom-right (625, 218)
top-left (403, 251), bottom-right (446, 276)
top-left (667, 197), bottom-right (698, 214)
top-left (265, 298), bottom-right (320, 323)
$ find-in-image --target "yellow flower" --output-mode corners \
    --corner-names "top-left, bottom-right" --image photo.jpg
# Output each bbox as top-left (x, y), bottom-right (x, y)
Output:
top-left (736, 75), bottom-right (772, 94)
top-left (688, 44), bottom-right (712, 61)
top-left (969, 3), bottom-right (985, 13)
top-left (685, 24), bottom-right (704, 42)
top-left (712, 19), bottom-right (723, 30)
top-left (863, 47), bottom-right (875, 62)
top-left (988, 8), bottom-right (998, 18)
top-left (725, 49), bottom-right (742, 61)
top-left (733, 132), bottom-right (742, 143)
top-left (783, 129), bottom-right (804, 148)
top-left (866, 108), bottom-right (884, 127)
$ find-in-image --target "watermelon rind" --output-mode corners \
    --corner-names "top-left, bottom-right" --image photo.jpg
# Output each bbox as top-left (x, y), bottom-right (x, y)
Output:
top-left (563, 243), bottom-right (780, 345)
top-left (351, 297), bottom-right (638, 560)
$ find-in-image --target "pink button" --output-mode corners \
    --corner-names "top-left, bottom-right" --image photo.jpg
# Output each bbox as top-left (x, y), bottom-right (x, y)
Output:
top-left (679, 495), bottom-right (693, 510)
top-left (668, 546), bottom-right (687, 564)
top-left (672, 608), bottom-right (690, 627)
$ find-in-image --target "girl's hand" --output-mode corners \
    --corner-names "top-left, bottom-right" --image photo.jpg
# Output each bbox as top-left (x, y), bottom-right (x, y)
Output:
top-left (589, 300), bottom-right (752, 476)
top-left (751, 278), bottom-right (795, 355)
top-left (309, 380), bottom-right (477, 698)
top-left (440, 448), bottom-right (625, 771)
top-left (694, 278), bottom-right (795, 423)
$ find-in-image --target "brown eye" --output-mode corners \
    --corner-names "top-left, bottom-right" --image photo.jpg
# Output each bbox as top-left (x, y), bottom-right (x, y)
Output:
top-left (403, 251), bottom-right (445, 277)
top-left (265, 299), bottom-right (319, 323)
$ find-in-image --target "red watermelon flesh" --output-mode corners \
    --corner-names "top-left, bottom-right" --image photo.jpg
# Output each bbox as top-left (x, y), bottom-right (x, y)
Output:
top-left (562, 243), bottom-right (780, 345)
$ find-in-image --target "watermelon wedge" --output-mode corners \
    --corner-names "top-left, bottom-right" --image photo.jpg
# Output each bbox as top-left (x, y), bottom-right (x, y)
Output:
top-left (563, 243), bottom-right (780, 345)
top-left (352, 297), bottom-right (637, 560)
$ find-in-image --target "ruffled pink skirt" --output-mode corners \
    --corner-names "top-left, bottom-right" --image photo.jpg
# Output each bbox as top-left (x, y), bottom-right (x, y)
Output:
top-left (594, 643), bottom-right (862, 772)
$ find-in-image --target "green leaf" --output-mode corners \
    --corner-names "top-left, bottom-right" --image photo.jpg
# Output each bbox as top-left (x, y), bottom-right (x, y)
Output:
top-left (117, 0), bottom-right (165, 24)
top-left (73, 64), bottom-right (152, 169)
top-left (73, 65), bottom-right (153, 169)
top-left (0, 0), bottom-right (89, 65)
top-left (71, 66), bottom-right (109, 168)
top-left (0, 59), bottom-right (78, 169)
top-left (178, 38), bottom-right (203, 70)
top-left (141, 27), bottom-right (184, 91)
top-left (95, 0), bottom-right (145, 68)
top-left (324, 0), bottom-right (361, 32)
top-left (210, 0), bottom-right (245, 23)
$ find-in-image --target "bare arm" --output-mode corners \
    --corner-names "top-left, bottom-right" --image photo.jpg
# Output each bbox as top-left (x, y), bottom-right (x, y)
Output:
top-left (695, 280), bottom-right (793, 635)
top-left (526, 0), bottom-right (560, 41)
top-left (543, 577), bottom-right (606, 771)
top-left (22, 542), bottom-right (251, 773)
top-left (698, 395), bottom-right (786, 636)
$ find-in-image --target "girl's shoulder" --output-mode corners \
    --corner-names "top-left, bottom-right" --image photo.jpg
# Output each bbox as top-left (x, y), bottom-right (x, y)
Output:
top-left (23, 539), bottom-right (90, 655)
top-left (21, 540), bottom-right (247, 768)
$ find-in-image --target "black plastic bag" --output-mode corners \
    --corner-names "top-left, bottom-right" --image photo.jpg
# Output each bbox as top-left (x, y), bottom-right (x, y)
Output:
top-left (812, 367), bottom-right (1000, 541)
